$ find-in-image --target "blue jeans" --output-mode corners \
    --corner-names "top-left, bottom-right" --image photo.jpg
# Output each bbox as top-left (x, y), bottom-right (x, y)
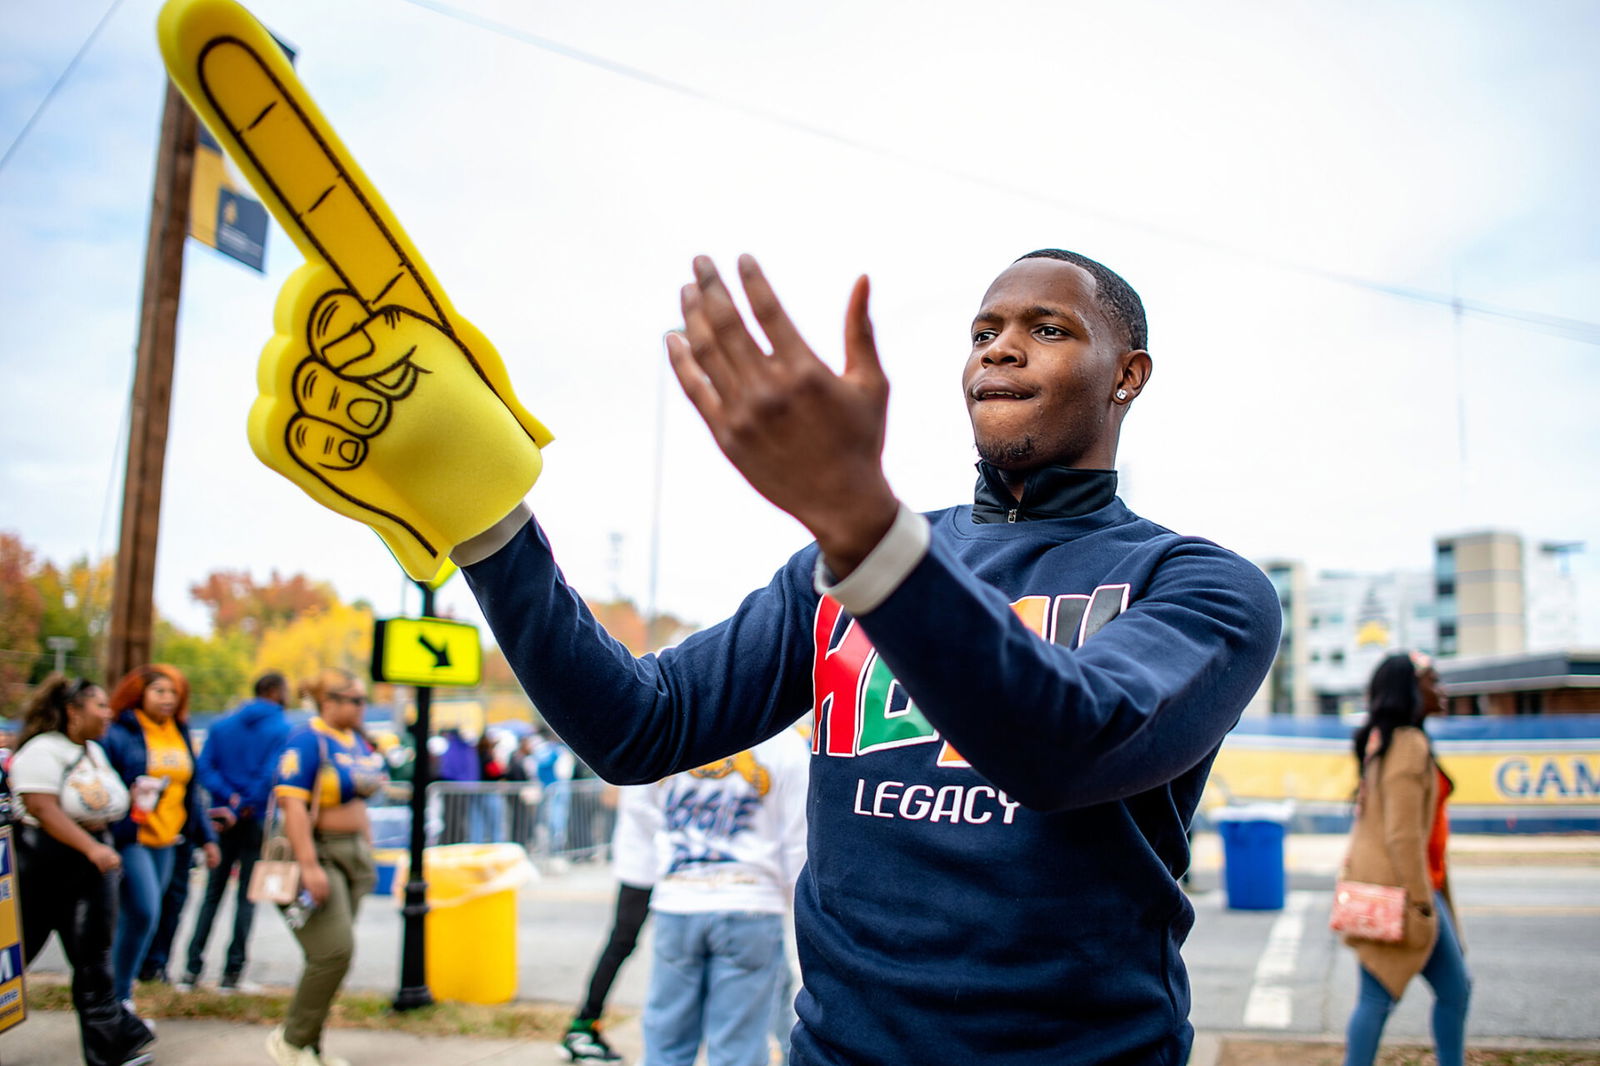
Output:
top-left (185, 814), bottom-right (265, 980)
top-left (773, 959), bottom-right (796, 1066)
top-left (542, 783), bottom-right (571, 852)
top-left (1344, 892), bottom-right (1471, 1066)
top-left (140, 836), bottom-right (195, 980)
top-left (112, 842), bottom-right (177, 1001)
top-left (467, 793), bottom-right (506, 843)
top-left (644, 911), bottom-right (787, 1066)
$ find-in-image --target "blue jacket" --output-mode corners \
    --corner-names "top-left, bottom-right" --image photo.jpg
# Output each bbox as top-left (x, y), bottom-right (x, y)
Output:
top-left (463, 466), bottom-right (1281, 1066)
top-left (101, 708), bottom-right (218, 849)
top-left (197, 697), bottom-right (291, 819)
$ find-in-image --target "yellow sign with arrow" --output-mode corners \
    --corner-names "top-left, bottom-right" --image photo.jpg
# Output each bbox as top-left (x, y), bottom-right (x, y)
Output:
top-left (372, 617), bottom-right (482, 688)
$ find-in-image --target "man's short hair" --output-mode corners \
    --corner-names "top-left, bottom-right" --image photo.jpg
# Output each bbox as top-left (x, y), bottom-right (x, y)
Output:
top-left (1016, 249), bottom-right (1147, 353)
top-left (255, 671), bottom-right (287, 698)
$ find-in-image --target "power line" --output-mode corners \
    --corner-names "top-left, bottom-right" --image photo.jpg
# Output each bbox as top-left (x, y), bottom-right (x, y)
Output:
top-left (0, 0), bottom-right (128, 181)
top-left (400, 0), bottom-right (1600, 347)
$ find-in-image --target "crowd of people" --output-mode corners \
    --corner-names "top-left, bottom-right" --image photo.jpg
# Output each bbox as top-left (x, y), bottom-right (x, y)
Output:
top-left (4, 663), bottom-right (392, 1066)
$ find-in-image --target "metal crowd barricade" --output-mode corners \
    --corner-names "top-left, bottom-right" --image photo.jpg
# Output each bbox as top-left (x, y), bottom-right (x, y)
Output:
top-left (424, 778), bottom-right (617, 862)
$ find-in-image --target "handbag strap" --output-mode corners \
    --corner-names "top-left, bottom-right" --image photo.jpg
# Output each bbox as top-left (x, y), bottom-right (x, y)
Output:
top-left (262, 729), bottom-right (330, 842)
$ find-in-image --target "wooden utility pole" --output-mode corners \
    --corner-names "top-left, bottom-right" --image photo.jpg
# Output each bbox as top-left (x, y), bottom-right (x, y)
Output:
top-left (106, 82), bottom-right (197, 685)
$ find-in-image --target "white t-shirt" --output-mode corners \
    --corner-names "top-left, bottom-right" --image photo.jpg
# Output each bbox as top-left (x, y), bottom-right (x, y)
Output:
top-left (9, 732), bottom-right (130, 827)
top-left (619, 728), bottom-right (810, 916)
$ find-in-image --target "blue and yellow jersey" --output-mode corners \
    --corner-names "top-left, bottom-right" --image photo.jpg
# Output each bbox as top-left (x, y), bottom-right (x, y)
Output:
top-left (274, 717), bottom-right (387, 809)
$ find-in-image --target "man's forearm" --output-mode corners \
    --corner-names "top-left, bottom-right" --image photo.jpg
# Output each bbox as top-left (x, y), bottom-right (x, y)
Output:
top-left (461, 510), bottom-right (815, 784)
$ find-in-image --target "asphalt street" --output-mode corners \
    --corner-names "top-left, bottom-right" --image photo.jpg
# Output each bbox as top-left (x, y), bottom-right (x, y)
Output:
top-left (17, 834), bottom-right (1600, 1050)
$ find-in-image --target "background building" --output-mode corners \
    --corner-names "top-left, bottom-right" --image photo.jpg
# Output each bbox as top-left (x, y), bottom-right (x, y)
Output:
top-left (1303, 569), bottom-right (1438, 716)
top-left (1251, 529), bottom-right (1586, 718)
top-left (1434, 531), bottom-right (1526, 658)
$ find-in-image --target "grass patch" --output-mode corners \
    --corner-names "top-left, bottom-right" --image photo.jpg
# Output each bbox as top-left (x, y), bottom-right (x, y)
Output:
top-left (1219, 1039), bottom-right (1600, 1066)
top-left (24, 975), bottom-right (620, 1039)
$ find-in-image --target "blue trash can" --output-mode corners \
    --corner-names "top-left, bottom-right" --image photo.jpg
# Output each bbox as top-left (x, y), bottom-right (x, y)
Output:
top-left (1214, 804), bottom-right (1290, 910)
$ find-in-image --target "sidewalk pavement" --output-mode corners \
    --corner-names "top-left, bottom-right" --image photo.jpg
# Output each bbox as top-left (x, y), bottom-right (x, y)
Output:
top-left (0, 1010), bottom-right (1226, 1066)
top-left (0, 1010), bottom-right (597, 1065)
top-left (6, 834), bottom-right (1592, 1066)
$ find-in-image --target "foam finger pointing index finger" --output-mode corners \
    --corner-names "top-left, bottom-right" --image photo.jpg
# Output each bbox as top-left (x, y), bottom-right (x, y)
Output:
top-left (160, 0), bottom-right (442, 322)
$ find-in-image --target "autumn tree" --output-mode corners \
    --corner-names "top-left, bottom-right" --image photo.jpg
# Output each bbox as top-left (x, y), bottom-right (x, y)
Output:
top-left (582, 597), bottom-right (696, 656)
top-left (190, 569), bottom-right (335, 641)
top-left (0, 533), bottom-right (44, 712)
top-left (253, 600), bottom-right (374, 699)
top-left (0, 539), bottom-right (382, 716)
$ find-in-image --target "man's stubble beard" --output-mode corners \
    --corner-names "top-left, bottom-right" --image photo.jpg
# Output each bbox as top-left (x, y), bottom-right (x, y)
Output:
top-left (976, 434), bottom-right (1037, 467)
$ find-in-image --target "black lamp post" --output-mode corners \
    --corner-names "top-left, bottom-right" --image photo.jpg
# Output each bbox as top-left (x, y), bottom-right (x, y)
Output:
top-left (393, 578), bottom-right (436, 1012)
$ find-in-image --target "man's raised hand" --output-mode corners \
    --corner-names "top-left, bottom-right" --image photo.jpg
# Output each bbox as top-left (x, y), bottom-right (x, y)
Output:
top-left (666, 255), bottom-right (899, 576)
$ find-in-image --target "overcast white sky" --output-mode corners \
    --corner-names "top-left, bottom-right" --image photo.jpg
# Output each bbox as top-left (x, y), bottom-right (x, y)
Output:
top-left (3, 0), bottom-right (1597, 646)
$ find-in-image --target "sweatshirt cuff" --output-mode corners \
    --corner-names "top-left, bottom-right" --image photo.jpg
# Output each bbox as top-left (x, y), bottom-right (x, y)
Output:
top-left (812, 503), bottom-right (930, 615)
top-left (451, 502), bottom-right (533, 567)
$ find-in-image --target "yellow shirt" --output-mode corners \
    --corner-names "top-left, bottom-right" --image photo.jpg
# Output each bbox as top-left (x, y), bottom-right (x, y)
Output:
top-left (136, 710), bottom-right (194, 848)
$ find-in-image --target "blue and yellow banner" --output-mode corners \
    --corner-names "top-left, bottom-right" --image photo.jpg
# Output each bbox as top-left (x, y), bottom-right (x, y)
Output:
top-left (0, 826), bottom-right (26, 1034)
top-left (1209, 715), bottom-right (1600, 833)
top-left (189, 124), bottom-right (271, 271)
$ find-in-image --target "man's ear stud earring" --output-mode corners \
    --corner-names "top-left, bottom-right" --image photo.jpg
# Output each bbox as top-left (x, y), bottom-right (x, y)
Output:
top-left (1116, 389), bottom-right (1129, 401)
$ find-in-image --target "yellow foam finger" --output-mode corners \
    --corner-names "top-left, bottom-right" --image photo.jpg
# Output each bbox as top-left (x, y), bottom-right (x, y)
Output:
top-left (291, 359), bottom-right (390, 436)
top-left (159, 0), bottom-right (554, 581)
top-left (288, 414), bottom-right (368, 471)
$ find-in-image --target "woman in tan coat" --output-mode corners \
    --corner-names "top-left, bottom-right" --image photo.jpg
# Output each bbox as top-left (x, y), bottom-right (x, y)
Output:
top-left (1341, 652), bottom-right (1470, 1066)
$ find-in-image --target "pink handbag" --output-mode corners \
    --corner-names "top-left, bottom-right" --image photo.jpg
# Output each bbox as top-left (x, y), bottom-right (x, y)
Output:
top-left (1330, 880), bottom-right (1406, 942)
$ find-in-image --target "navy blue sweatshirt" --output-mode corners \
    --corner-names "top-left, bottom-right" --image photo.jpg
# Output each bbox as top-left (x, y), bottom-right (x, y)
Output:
top-left (464, 479), bottom-right (1279, 1065)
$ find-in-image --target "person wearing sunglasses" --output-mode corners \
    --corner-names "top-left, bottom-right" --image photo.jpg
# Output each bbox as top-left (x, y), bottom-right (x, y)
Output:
top-left (264, 668), bottom-right (387, 1066)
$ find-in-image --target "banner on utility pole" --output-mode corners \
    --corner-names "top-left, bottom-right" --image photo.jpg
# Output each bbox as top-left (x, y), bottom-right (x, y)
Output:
top-left (188, 124), bottom-right (270, 271)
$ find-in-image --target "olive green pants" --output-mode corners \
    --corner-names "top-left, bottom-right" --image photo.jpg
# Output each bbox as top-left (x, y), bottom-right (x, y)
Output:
top-left (285, 831), bottom-right (375, 1051)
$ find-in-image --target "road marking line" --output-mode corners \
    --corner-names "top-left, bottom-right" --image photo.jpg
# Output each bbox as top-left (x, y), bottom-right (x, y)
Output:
top-left (1242, 890), bottom-right (1315, 1029)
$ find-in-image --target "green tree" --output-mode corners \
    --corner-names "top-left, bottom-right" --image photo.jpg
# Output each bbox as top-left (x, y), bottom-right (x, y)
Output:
top-left (33, 555), bottom-right (114, 681)
top-left (152, 619), bottom-right (254, 714)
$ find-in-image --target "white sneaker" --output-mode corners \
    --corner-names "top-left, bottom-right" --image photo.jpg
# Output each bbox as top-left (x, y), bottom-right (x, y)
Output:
top-left (121, 1000), bottom-right (155, 1036)
top-left (265, 1026), bottom-right (301, 1066)
top-left (219, 976), bottom-right (264, 994)
top-left (266, 1026), bottom-right (348, 1066)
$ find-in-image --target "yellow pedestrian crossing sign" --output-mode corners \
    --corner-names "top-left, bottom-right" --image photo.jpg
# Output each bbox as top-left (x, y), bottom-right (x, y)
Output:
top-left (372, 617), bottom-right (482, 687)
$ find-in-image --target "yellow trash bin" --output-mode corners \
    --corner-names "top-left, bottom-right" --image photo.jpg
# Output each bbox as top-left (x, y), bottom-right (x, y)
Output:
top-left (421, 843), bottom-right (534, 1004)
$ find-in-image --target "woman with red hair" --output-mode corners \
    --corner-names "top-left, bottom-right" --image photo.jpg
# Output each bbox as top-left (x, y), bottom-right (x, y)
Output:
top-left (100, 665), bottom-right (218, 1009)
